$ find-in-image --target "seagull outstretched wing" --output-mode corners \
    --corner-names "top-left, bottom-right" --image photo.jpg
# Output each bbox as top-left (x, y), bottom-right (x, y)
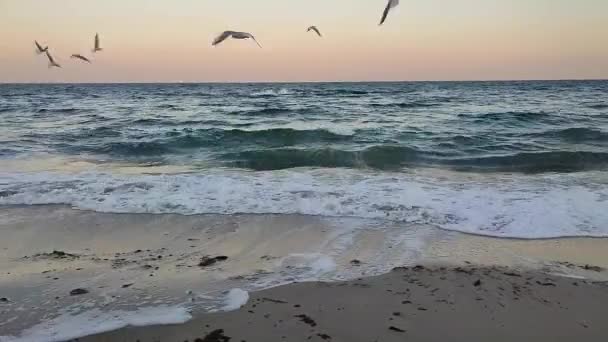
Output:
top-left (307, 26), bottom-right (322, 37)
top-left (212, 31), bottom-right (235, 46)
top-left (93, 33), bottom-right (103, 52)
top-left (35, 41), bottom-right (48, 54)
top-left (45, 51), bottom-right (61, 68)
top-left (380, 0), bottom-right (400, 26)
top-left (71, 54), bottom-right (92, 63)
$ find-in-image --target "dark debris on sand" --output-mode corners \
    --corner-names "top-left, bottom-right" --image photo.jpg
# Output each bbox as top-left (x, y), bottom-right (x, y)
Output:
top-left (261, 297), bottom-right (288, 304)
top-left (294, 314), bottom-right (317, 327)
top-left (389, 326), bottom-right (406, 333)
top-left (199, 256), bottom-right (229, 267)
top-left (69, 288), bottom-right (89, 296)
top-left (317, 333), bottom-right (332, 340)
top-left (196, 329), bottom-right (231, 342)
top-left (27, 250), bottom-right (80, 260)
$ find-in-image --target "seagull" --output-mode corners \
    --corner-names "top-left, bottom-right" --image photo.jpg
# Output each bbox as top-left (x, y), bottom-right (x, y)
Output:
top-left (379, 0), bottom-right (400, 26)
top-left (93, 33), bottom-right (103, 53)
top-left (35, 41), bottom-right (48, 54)
top-left (45, 51), bottom-right (61, 68)
top-left (212, 31), bottom-right (262, 48)
top-left (71, 54), bottom-right (92, 63)
top-left (307, 26), bottom-right (322, 37)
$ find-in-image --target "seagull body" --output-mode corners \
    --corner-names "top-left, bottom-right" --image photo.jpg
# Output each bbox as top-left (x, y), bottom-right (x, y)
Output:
top-left (379, 0), bottom-right (400, 26)
top-left (93, 33), bottom-right (103, 53)
top-left (35, 41), bottom-right (48, 54)
top-left (212, 31), bottom-right (262, 48)
top-left (307, 26), bottom-right (322, 37)
top-left (45, 51), bottom-right (61, 68)
top-left (71, 54), bottom-right (92, 63)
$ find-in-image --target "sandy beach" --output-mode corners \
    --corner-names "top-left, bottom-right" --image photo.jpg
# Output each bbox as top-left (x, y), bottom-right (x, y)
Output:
top-left (82, 265), bottom-right (608, 342)
top-left (1, 205), bottom-right (608, 341)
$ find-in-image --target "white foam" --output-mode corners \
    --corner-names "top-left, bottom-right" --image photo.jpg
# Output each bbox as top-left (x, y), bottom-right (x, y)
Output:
top-left (0, 169), bottom-right (607, 239)
top-left (222, 289), bottom-right (249, 311)
top-left (250, 88), bottom-right (294, 96)
top-left (0, 305), bottom-right (191, 342)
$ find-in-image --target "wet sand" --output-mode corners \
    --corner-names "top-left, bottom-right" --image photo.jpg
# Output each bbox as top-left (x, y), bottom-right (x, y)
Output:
top-left (82, 265), bottom-right (608, 342)
top-left (1, 205), bottom-right (608, 341)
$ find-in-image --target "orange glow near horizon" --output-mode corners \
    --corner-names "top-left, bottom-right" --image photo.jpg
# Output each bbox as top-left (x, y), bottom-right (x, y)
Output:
top-left (1, 0), bottom-right (607, 82)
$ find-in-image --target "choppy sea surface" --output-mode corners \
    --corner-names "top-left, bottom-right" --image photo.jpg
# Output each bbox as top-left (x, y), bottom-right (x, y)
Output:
top-left (1, 81), bottom-right (607, 238)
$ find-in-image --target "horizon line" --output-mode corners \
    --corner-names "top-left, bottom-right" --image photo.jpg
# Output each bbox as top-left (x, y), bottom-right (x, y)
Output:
top-left (1, 78), bottom-right (607, 85)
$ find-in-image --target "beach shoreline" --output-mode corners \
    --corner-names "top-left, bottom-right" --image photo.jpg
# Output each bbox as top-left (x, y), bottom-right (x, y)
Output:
top-left (1, 205), bottom-right (608, 341)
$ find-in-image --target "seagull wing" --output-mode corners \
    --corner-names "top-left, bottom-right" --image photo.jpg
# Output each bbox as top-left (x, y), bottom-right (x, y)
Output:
top-left (379, 0), bottom-right (400, 26)
top-left (46, 51), bottom-right (55, 64)
top-left (95, 33), bottom-right (100, 49)
top-left (212, 31), bottom-right (234, 46)
top-left (311, 26), bottom-right (322, 37)
top-left (71, 54), bottom-right (91, 63)
top-left (35, 41), bottom-right (45, 52)
top-left (245, 33), bottom-right (262, 48)
top-left (45, 51), bottom-right (61, 68)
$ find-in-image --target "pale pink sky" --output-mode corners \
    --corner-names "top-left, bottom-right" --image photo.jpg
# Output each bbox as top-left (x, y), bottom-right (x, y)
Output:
top-left (1, 0), bottom-right (607, 82)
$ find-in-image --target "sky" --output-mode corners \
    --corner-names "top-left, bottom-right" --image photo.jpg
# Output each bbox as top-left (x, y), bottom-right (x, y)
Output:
top-left (1, 0), bottom-right (607, 83)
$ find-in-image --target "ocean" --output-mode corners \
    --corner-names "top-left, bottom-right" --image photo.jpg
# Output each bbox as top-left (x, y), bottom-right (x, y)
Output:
top-left (1, 81), bottom-right (607, 238)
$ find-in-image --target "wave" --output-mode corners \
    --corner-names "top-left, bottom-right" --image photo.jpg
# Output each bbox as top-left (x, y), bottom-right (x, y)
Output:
top-left (371, 101), bottom-right (439, 109)
top-left (250, 88), bottom-right (295, 97)
top-left (586, 103), bottom-right (608, 110)
top-left (332, 89), bottom-right (371, 96)
top-left (222, 146), bottom-right (426, 171)
top-left (222, 146), bottom-right (608, 172)
top-left (232, 108), bottom-right (294, 116)
top-left (99, 141), bottom-right (171, 156)
top-left (131, 118), bottom-right (214, 126)
top-left (1, 169), bottom-right (606, 239)
top-left (0, 148), bottom-right (18, 157)
top-left (531, 128), bottom-right (608, 143)
top-left (448, 151), bottom-right (608, 173)
top-left (459, 111), bottom-right (552, 122)
top-left (0, 106), bottom-right (16, 113)
top-left (76, 128), bottom-right (352, 156)
top-left (36, 108), bottom-right (84, 114)
top-left (155, 104), bottom-right (185, 111)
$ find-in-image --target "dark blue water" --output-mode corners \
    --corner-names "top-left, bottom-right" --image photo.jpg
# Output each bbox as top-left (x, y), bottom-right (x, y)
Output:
top-left (1, 81), bottom-right (607, 238)
top-left (2, 81), bottom-right (607, 172)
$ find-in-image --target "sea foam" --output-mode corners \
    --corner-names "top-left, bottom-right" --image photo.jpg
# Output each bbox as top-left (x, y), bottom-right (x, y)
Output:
top-left (0, 168), bottom-right (607, 239)
top-left (0, 306), bottom-right (191, 342)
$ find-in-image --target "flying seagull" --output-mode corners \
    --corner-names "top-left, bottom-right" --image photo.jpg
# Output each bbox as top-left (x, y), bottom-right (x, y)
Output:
top-left (212, 31), bottom-right (262, 48)
top-left (71, 54), bottom-right (92, 63)
top-left (379, 0), bottom-right (400, 26)
top-left (93, 33), bottom-right (103, 53)
top-left (307, 26), bottom-right (322, 37)
top-left (35, 41), bottom-right (49, 54)
top-left (45, 51), bottom-right (61, 68)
